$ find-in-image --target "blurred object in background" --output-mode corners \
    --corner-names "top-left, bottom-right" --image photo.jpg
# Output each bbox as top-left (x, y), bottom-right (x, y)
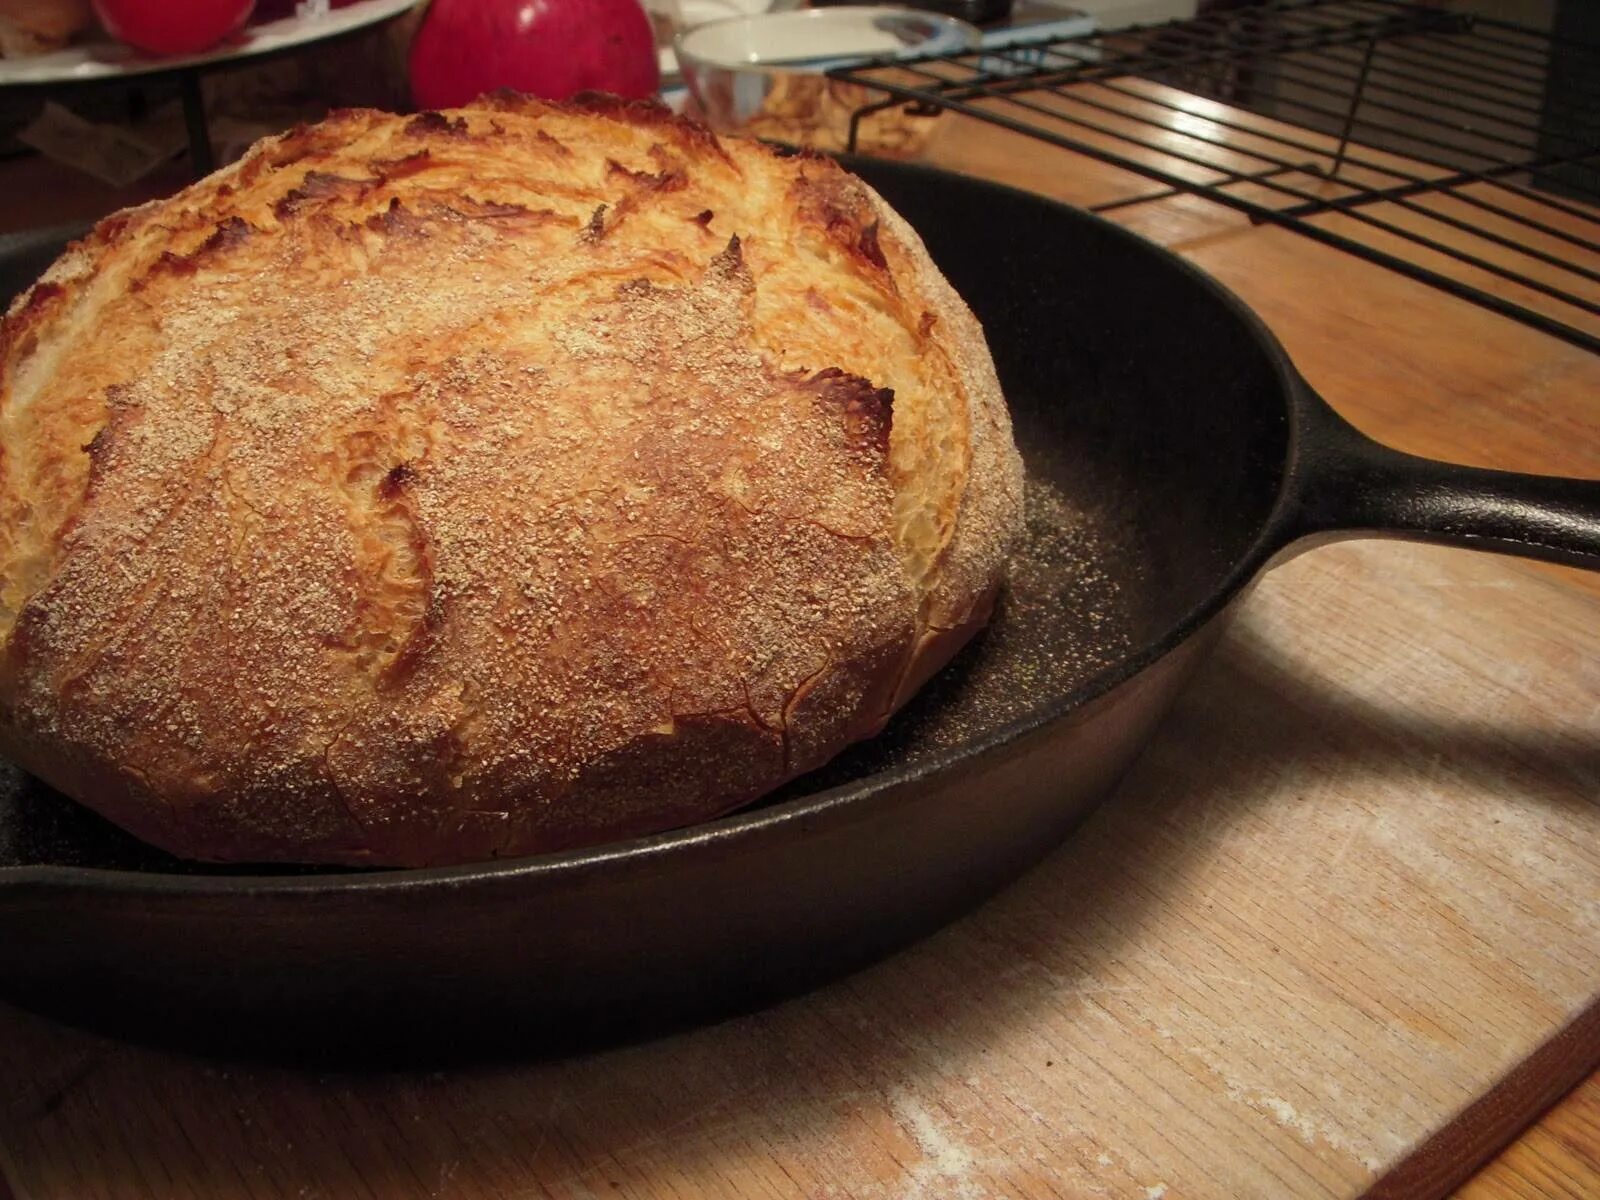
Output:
top-left (17, 95), bottom-right (184, 183)
top-left (651, 0), bottom-right (794, 86)
top-left (676, 7), bottom-right (978, 155)
top-left (0, 0), bottom-right (420, 231)
top-left (0, 0), bottom-right (92, 56)
top-left (408, 0), bottom-right (659, 108)
top-left (254, 0), bottom-right (364, 15)
top-left (814, 0), bottom-right (1015, 25)
top-left (1537, 0), bottom-right (1597, 203)
top-left (208, 1), bottom-right (419, 128)
top-left (648, 0), bottom-right (778, 83)
top-left (90, 0), bottom-right (258, 56)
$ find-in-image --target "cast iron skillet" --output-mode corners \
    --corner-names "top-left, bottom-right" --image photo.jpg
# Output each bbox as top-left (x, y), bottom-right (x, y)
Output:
top-left (1, 159), bottom-right (1597, 1059)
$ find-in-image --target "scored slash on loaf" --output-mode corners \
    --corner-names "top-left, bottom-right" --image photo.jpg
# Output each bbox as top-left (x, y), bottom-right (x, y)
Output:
top-left (0, 93), bottom-right (1023, 866)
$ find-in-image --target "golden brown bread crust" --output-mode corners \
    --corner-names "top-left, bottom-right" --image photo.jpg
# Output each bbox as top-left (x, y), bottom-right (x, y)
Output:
top-left (0, 94), bottom-right (1024, 866)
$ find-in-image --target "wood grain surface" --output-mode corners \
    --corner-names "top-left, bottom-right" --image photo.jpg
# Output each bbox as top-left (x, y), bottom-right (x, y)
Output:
top-left (0, 86), bottom-right (1597, 1199)
top-left (1459, 1073), bottom-right (1600, 1199)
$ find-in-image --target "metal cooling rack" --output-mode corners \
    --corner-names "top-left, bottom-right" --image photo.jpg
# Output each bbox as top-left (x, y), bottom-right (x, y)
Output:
top-left (831, 0), bottom-right (1600, 353)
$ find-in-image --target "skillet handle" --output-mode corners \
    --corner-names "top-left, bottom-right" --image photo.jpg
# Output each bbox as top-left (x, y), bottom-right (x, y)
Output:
top-left (1274, 381), bottom-right (1600, 572)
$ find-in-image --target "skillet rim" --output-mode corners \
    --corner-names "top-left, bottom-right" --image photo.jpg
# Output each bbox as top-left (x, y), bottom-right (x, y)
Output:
top-left (0, 158), bottom-right (1303, 897)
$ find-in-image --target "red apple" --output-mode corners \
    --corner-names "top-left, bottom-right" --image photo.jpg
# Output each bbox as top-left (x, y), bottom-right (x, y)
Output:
top-left (92, 0), bottom-right (256, 55)
top-left (408, 0), bottom-right (659, 111)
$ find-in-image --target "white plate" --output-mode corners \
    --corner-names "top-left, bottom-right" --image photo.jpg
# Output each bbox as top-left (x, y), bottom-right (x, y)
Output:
top-left (0, 0), bottom-right (421, 88)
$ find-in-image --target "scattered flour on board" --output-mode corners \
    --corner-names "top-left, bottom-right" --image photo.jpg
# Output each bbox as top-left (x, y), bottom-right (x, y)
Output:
top-left (878, 1079), bottom-right (1179, 1199)
top-left (1221, 1081), bottom-right (1381, 1171)
top-left (1262, 1097), bottom-right (1317, 1143)
top-left (888, 1088), bottom-right (985, 1200)
top-left (1161, 1012), bottom-right (1406, 1175)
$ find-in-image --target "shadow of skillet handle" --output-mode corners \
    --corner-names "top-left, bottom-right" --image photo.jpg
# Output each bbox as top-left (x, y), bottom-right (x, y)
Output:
top-left (1270, 371), bottom-right (1600, 573)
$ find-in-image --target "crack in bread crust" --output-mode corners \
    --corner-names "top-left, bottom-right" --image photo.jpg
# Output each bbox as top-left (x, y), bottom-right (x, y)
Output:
top-left (0, 95), bottom-right (1023, 866)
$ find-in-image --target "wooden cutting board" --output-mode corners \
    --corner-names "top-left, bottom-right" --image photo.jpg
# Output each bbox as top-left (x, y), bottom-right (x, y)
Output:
top-left (1, 537), bottom-right (1594, 1199)
top-left (1, 98), bottom-right (1597, 1199)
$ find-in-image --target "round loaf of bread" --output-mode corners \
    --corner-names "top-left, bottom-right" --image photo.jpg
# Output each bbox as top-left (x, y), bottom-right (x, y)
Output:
top-left (0, 94), bottom-right (1023, 866)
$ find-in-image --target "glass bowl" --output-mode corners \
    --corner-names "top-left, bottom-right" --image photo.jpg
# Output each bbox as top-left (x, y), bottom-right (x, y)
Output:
top-left (675, 6), bottom-right (980, 157)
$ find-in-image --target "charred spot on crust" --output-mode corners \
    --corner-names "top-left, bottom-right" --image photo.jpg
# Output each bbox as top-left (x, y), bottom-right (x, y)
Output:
top-left (791, 169), bottom-right (895, 281)
top-left (535, 128), bottom-right (572, 156)
top-left (92, 211), bottom-right (133, 245)
top-left (605, 158), bottom-right (689, 194)
top-left (371, 196), bottom-right (566, 232)
top-left (692, 209), bottom-right (714, 227)
top-left (705, 233), bottom-right (747, 284)
top-left (275, 172), bottom-right (374, 219)
top-left (805, 367), bottom-right (894, 456)
top-left (406, 111), bottom-right (469, 138)
top-left (202, 215), bottom-right (254, 253)
top-left (568, 90), bottom-right (734, 166)
top-left (1, 279), bottom-right (73, 388)
top-left (198, 219), bottom-right (245, 260)
top-left (266, 122), bottom-right (317, 166)
top-left (476, 87), bottom-right (542, 111)
top-left (299, 171), bottom-right (370, 197)
top-left (379, 462), bottom-right (418, 499)
top-left (379, 584), bottom-right (446, 690)
top-left (582, 203), bottom-right (608, 243)
top-left (857, 220), bottom-right (886, 269)
top-left (147, 250), bottom-right (199, 281)
top-left (138, 217), bottom-right (256, 286)
top-left (776, 145), bottom-right (831, 165)
top-left (82, 421), bottom-right (115, 464)
top-left (80, 391), bottom-right (136, 486)
top-left (366, 197), bottom-right (428, 237)
top-left (570, 91), bottom-right (678, 124)
top-left (0, 281), bottom-right (66, 362)
top-left (699, 234), bottom-right (753, 294)
top-left (572, 91), bottom-right (691, 132)
top-left (233, 153), bottom-right (270, 189)
top-left (13, 280), bottom-right (65, 313)
top-left (263, 109), bottom-right (374, 167)
top-left (368, 150), bottom-right (435, 181)
top-left (435, 197), bottom-right (542, 223)
top-left (767, 144), bottom-right (834, 164)
top-left (918, 310), bottom-right (937, 337)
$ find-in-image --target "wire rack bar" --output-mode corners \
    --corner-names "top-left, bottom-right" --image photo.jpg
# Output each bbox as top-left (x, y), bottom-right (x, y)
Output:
top-left (1076, 73), bottom-right (1598, 250)
top-left (879, 43), bottom-right (1599, 308)
top-left (832, 0), bottom-right (1600, 354)
top-left (938, 15), bottom-right (1600, 205)
top-left (1112, 21), bottom-right (1587, 165)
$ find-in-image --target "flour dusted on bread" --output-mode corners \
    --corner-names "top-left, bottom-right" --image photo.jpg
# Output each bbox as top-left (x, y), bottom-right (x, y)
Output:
top-left (0, 95), bottom-right (1024, 865)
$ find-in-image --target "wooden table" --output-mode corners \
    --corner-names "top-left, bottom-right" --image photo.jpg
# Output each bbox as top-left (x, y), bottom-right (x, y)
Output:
top-left (0, 90), bottom-right (1597, 1199)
